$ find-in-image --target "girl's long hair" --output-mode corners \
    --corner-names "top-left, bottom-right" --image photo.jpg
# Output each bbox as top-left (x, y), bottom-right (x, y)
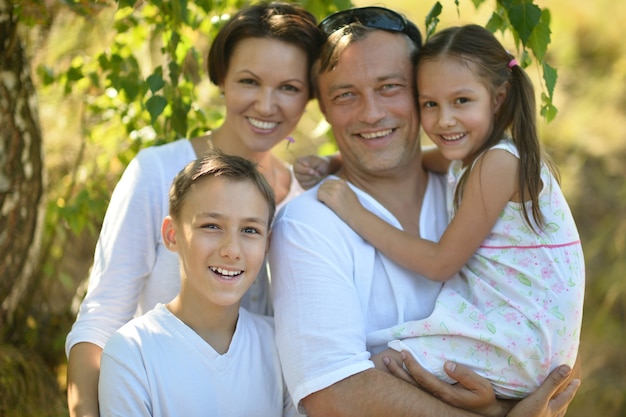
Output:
top-left (419, 24), bottom-right (558, 231)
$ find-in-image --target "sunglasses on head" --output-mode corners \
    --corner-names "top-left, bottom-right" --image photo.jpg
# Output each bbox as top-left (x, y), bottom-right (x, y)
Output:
top-left (318, 6), bottom-right (421, 47)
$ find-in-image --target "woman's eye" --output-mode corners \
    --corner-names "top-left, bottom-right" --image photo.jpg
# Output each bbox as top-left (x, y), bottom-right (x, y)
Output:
top-left (239, 78), bottom-right (258, 86)
top-left (281, 84), bottom-right (300, 93)
top-left (455, 97), bottom-right (469, 104)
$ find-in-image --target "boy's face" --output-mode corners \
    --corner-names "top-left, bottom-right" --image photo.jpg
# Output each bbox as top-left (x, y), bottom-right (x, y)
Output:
top-left (162, 176), bottom-right (270, 309)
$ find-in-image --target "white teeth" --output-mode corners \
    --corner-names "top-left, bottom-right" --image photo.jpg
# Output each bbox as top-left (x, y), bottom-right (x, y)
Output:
top-left (210, 266), bottom-right (243, 277)
top-left (441, 132), bottom-right (465, 141)
top-left (360, 129), bottom-right (393, 139)
top-left (248, 117), bottom-right (278, 130)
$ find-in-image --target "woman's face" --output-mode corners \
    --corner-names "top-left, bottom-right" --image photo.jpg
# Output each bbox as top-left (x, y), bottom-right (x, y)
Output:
top-left (219, 37), bottom-right (309, 154)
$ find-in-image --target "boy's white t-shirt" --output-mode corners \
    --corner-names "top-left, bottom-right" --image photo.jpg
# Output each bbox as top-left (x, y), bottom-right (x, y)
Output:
top-left (99, 304), bottom-right (296, 417)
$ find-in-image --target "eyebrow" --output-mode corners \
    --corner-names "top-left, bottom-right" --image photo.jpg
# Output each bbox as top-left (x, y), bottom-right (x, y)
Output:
top-left (198, 212), bottom-right (267, 226)
top-left (235, 69), bottom-right (306, 85)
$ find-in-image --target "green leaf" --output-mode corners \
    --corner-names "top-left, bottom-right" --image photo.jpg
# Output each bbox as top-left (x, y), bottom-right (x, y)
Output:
top-left (485, 12), bottom-right (506, 33)
top-left (145, 95), bottom-right (168, 123)
top-left (540, 100), bottom-right (558, 123)
top-left (425, 2), bottom-right (443, 40)
top-left (472, 0), bottom-right (486, 8)
top-left (527, 10), bottom-right (551, 61)
top-left (147, 69), bottom-right (165, 93)
top-left (542, 61), bottom-right (558, 100)
top-left (508, 3), bottom-right (542, 45)
top-left (487, 322), bottom-right (497, 334)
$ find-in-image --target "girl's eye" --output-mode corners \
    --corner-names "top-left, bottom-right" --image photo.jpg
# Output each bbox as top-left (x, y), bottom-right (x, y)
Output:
top-left (242, 227), bottom-right (260, 235)
top-left (422, 101), bottom-right (436, 108)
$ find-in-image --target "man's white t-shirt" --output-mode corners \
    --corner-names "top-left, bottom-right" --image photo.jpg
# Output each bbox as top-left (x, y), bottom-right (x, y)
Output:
top-left (269, 173), bottom-right (448, 409)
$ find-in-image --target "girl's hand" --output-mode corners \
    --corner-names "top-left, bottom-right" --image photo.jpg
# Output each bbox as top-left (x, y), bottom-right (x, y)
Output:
top-left (317, 179), bottom-right (361, 221)
top-left (294, 155), bottom-right (332, 190)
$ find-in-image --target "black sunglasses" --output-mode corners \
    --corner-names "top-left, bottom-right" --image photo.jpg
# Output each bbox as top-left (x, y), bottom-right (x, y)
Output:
top-left (319, 6), bottom-right (422, 48)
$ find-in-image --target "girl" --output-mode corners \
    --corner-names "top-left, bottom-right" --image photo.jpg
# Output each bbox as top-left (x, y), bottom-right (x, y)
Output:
top-left (66, 3), bottom-right (323, 415)
top-left (309, 24), bottom-right (585, 399)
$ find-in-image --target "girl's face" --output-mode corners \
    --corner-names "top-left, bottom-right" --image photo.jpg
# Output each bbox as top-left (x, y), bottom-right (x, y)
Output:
top-left (417, 56), bottom-right (506, 165)
top-left (163, 176), bottom-right (270, 309)
top-left (219, 37), bottom-right (310, 154)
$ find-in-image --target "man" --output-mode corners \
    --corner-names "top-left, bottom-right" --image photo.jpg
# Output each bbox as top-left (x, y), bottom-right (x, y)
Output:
top-left (269, 6), bottom-right (579, 417)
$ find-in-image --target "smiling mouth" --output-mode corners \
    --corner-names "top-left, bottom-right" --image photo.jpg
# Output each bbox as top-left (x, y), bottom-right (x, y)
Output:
top-left (358, 128), bottom-right (394, 140)
top-left (440, 132), bottom-right (465, 142)
top-left (247, 117), bottom-right (278, 130)
top-left (209, 266), bottom-right (243, 278)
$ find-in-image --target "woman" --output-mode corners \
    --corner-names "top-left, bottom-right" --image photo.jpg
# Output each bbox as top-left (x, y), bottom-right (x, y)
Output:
top-left (66, 3), bottom-right (323, 416)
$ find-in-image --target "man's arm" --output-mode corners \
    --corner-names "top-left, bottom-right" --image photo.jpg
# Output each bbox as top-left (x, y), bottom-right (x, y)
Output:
top-left (302, 368), bottom-right (481, 417)
top-left (383, 350), bottom-right (580, 417)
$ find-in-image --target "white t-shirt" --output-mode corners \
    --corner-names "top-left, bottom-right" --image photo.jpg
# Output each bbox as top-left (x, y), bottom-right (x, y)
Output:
top-left (269, 173), bottom-right (448, 409)
top-left (66, 139), bottom-right (302, 356)
top-left (99, 305), bottom-right (296, 417)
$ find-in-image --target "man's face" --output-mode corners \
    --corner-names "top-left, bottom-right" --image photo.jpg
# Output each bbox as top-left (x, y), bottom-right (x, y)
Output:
top-left (317, 30), bottom-right (420, 180)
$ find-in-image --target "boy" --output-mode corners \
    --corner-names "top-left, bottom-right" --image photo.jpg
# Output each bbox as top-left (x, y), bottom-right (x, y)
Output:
top-left (98, 150), bottom-right (294, 416)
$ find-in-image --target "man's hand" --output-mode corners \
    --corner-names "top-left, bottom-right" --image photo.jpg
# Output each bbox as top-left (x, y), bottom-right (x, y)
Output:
top-left (384, 351), bottom-right (500, 416)
top-left (508, 364), bottom-right (580, 417)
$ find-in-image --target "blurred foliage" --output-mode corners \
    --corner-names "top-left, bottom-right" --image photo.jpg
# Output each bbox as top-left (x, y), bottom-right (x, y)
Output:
top-left (4, 0), bottom-right (624, 415)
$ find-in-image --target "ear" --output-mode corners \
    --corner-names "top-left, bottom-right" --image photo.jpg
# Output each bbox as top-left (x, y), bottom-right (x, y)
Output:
top-left (161, 216), bottom-right (178, 252)
top-left (493, 81), bottom-right (509, 113)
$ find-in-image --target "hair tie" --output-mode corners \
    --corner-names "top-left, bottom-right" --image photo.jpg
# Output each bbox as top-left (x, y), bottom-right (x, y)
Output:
top-left (508, 58), bottom-right (518, 69)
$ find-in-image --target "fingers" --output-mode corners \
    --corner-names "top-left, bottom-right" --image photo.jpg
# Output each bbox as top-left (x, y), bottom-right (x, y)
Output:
top-left (383, 356), bottom-right (417, 386)
top-left (507, 364), bottom-right (579, 417)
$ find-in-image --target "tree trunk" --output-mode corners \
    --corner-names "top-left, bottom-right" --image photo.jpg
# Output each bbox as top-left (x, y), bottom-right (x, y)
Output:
top-left (0, 0), bottom-right (44, 337)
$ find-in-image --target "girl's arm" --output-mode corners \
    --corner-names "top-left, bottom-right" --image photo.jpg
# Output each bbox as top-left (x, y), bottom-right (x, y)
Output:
top-left (297, 146), bottom-right (448, 190)
top-left (421, 145), bottom-right (451, 174)
top-left (294, 153), bottom-right (342, 190)
top-left (318, 149), bottom-right (518, 282)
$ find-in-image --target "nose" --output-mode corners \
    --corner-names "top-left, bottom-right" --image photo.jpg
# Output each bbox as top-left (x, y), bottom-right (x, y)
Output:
top-left (255, 87), bottom-right (276, 116)
top-left (438, 106), bottom-right (456, 128)
top-left (219, 231), bottom-right (242, 260)
top-left (359, 92), bottom-right (385, 124)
